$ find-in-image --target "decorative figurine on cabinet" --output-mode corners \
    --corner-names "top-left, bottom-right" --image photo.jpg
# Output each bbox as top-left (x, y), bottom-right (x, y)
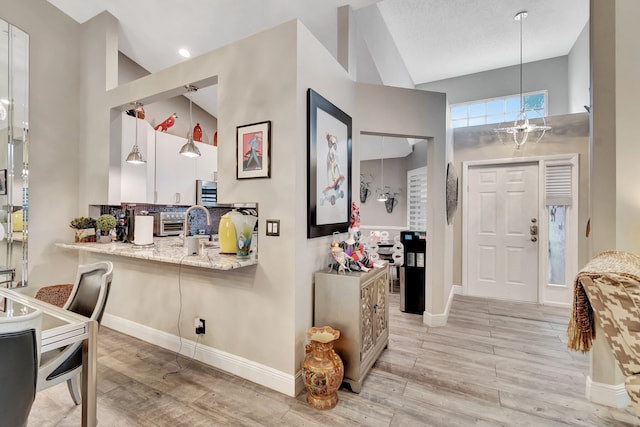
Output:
top-left (154, 113), bottom-right (178, 132)
top-left (327, 204), bottom-right (377, 273)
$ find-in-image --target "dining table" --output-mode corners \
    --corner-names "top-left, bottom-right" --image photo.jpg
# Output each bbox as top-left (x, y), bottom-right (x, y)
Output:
top-left (0, 286), bottom-right (98, 427)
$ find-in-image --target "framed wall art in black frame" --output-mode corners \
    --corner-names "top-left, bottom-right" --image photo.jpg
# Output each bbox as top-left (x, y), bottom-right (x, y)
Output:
top-left (236, 120), bottom-right (271, 179)
top-left (307, 89), bottom-right (352, 238)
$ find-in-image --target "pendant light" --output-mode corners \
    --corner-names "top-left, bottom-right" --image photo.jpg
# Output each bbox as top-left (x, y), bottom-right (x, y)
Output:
top-left (126, 102), bottom-right (146, 164)
top-left (179, 85), bottom-right (201, 158)
top-left (376, 137), bottom-right (388, 202)
top-left (494, 11), bottom-right (551, 149)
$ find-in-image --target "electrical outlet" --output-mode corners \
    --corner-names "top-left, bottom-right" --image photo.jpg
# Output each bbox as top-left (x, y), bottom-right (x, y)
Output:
top-left (194, 317), bottom-right (206, 335)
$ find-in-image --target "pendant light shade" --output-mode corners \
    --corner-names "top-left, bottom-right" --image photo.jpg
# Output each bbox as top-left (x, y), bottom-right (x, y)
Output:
top-left (493, 11), bottom-right (551, 149)
top-left (179, 136), bottom-right (201, 157)
top-left (126, 102), bottom-right (146, 164)
top-left (180, 85), bottom-right (201, 158)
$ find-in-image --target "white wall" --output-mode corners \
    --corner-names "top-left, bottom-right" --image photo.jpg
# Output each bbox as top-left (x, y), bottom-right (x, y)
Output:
top-left (568, 22), bottom-right (590, 114)
top-left (0, 0), bottom-right (83, 288)
top-left (418, 56), bottom-right (569, 117)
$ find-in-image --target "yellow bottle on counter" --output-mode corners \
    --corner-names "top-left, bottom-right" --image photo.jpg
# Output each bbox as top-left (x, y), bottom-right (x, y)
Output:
top-left (218, 210), bottom-right (237, 254)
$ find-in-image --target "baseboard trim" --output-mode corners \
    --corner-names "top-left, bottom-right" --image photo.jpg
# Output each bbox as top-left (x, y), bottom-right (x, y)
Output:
top-left (586, 376), bottom-right (631, 408)
top-left (102, 314), bottom-right (298, 397)
top-left (423, 285), bottom-right (458, 327)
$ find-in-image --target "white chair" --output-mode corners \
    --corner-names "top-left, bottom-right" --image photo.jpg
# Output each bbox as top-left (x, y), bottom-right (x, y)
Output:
top-left (392, 241), bottom-right (404, 254)
top-left (380, 231), bottom-right (390, 244)
top-left (0, 309), bottom-right (42, 427)
top-left (37, 261), bottom-right (113, 405)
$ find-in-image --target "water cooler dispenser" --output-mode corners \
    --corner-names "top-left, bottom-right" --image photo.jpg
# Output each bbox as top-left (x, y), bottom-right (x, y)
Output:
top-left (400, 230), bottom-right (426, 314)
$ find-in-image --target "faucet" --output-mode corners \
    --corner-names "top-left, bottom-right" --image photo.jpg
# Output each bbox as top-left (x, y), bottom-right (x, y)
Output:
top-left (183, 205), bottom-right (211, 246)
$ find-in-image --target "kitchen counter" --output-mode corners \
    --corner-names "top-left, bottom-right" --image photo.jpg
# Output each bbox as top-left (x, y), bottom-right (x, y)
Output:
top-left (56, 236), bottom-right (257, 270)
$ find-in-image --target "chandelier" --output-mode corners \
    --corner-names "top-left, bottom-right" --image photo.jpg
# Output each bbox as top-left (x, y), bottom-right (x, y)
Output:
top-left (494, 11), bottom-right (551, 149)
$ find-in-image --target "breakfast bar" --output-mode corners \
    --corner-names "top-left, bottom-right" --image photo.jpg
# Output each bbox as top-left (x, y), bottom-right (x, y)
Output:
top-left (56, 236), bottom-right (257, 270)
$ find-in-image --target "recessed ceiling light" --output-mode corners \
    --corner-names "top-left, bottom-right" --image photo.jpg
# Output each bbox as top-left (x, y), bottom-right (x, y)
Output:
top-left (178, 48), bottom-right (191, 58)
top-left (0, 99), bottom-right (9, 105)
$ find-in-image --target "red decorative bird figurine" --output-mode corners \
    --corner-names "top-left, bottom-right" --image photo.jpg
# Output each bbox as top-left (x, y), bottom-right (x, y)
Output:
top-left (154, 113), bottom-right (178, 132)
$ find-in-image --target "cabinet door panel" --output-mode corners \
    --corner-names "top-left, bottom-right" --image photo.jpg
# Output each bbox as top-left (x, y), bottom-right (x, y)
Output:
top-left (120, 114), bottom-right (154, 203)
top-left (360, 283), bottom-right (374, 361)
top-left (195, 143), bottom-right (217, 182)
top-left (155, 132), bottom-right (196, 205)
top-left (373, 274), bottom-right (388, 342)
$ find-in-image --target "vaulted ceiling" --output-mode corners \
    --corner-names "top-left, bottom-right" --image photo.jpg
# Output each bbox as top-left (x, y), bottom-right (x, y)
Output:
top-left (46, 0), bottom-right (589, 159)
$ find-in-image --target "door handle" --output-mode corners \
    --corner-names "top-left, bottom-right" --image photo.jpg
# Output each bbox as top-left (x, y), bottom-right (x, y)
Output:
top-left (530, 225), bottom-right (538, 242)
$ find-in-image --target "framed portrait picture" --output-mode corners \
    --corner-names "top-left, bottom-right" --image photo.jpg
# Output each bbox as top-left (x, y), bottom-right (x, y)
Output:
top-left (307, 89), bottom-right (352, 238)
top-left (236, 120), bottom-right (271, 179)
top-left (0, 169), bottom-right (6, 195)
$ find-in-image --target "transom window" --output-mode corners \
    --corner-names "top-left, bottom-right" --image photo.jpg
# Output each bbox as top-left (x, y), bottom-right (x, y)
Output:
top-left (451, 91), bottom-right (548, 129)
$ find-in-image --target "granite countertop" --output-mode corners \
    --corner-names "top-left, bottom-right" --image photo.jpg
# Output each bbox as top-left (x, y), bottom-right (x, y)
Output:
top-left (56, 236), bottom-right (257, 270)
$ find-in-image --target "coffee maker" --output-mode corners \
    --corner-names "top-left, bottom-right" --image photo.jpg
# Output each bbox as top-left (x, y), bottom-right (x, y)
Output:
top-left (114, 209), bottom-right (136, 242)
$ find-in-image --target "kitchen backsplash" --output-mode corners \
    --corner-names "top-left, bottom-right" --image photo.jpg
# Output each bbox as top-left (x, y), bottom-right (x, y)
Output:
top-left (96, 204), bottom-right (253, 236)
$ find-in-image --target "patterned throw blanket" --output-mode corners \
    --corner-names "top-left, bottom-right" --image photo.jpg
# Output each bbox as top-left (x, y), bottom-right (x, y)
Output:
top-left (567, 251), bottom-right (640, 353)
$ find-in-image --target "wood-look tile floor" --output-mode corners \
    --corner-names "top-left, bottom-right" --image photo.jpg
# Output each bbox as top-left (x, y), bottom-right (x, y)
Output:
top-left (28, 294), bottom-right (640, 426)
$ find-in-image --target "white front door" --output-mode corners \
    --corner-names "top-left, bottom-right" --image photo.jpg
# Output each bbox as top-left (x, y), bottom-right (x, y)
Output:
top-left (467, 163), bottom-right (539, 302)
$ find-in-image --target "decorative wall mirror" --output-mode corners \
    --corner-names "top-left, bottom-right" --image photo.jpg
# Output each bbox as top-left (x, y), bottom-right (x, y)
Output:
top-left (0, 19), bottom-right (29, 287)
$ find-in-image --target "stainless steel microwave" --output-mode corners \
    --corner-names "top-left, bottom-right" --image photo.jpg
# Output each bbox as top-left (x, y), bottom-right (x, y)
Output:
top-left (196, 180), bottom-right (217, 207)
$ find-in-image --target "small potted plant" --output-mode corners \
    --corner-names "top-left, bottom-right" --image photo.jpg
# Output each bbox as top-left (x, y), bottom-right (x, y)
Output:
top-left (96, 214), bottom-right (116, 243)
top-left (69, 216), bottom-right (97, 243)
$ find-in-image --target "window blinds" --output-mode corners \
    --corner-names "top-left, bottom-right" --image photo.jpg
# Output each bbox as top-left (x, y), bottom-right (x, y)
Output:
top-left (407, 167), bottom-right (427, 231)
top-left (545, 163), bottom-right (572, 206)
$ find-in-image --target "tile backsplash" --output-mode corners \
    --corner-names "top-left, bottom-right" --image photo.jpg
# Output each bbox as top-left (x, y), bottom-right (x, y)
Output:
top-left (95, 204), bottom-right (257, 236)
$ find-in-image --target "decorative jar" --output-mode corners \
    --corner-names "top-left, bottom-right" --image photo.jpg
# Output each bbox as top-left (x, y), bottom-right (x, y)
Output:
top-left (193, 123), bottom-right (202, 142)
top-left (218, 211), bottom-right (237, 254)
top-left (302, 326), bottom-right (344, 409)
top-left (229, 211), bottom-right (257, 259)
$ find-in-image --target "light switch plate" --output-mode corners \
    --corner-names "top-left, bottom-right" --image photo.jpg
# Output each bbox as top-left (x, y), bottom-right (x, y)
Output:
top-left (266, 219), bottom-right (280, 236)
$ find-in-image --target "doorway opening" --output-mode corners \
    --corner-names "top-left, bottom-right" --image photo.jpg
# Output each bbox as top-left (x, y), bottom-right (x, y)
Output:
top-left (461, 154), bottom-right (579, 305)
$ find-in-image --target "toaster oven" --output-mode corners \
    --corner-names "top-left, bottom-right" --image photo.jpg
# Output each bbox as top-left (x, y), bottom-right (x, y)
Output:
top-left (152, 212), bottom-right (185, 236)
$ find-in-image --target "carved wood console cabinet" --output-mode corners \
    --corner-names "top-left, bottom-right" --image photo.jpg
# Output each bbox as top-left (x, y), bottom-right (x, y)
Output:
top-left (314, 265), bottom-right (389, 393)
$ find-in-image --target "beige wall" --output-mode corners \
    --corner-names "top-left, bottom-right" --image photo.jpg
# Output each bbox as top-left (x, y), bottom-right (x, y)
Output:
top-left (94, 21), bottom-right (301, 379)
top-left (0, 0), bottom-right (83, 287)
top-left (452, 113), bottom-right (590, 287)
top-left (589, 0), bottom-right (640, 392)
top-left (355, 83), bottom-right (452, 322)
top-left (8, 1), bottom-right (455, 395)
top-left (118, 53), bottom-right (218, 145)
top-left (360, 157), bottom-right (408, 227)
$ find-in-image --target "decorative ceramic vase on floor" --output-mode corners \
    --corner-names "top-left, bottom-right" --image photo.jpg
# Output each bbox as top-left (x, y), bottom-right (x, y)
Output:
top-left (229, 211), bottom-right (257, 259)
top-left (302, 326), bottom-right (344, 409)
